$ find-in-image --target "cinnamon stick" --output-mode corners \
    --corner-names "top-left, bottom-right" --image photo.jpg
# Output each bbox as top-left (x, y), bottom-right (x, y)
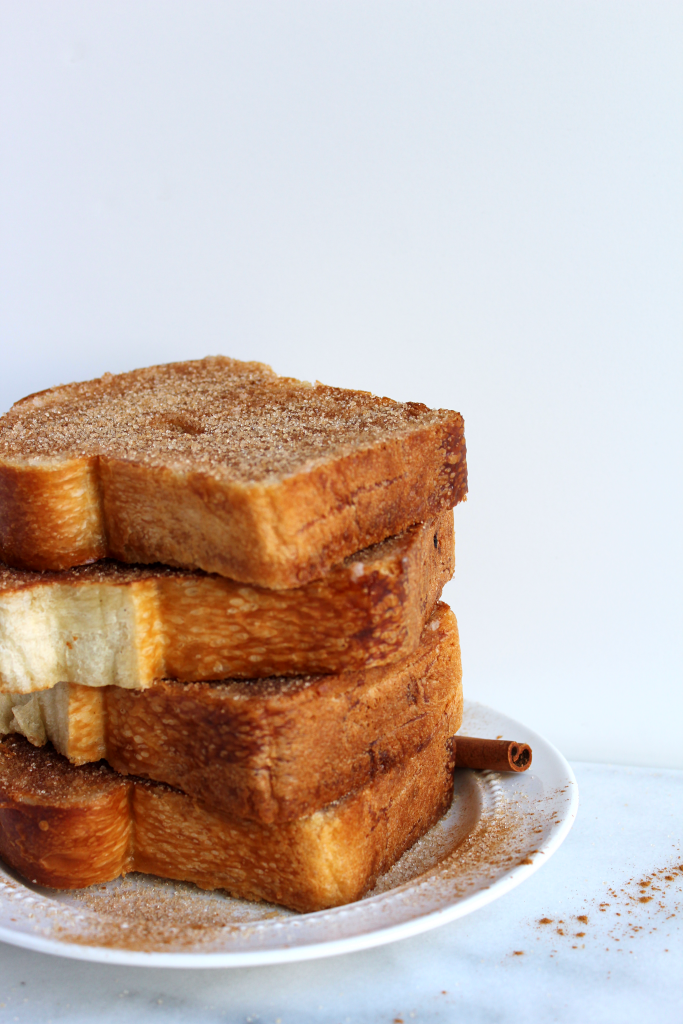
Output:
top-left (453, 736), bottom-right (532, 773)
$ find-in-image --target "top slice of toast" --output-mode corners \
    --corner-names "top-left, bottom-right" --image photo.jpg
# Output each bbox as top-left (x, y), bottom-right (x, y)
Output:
top-left (0, 357), bottom-right (467, 587)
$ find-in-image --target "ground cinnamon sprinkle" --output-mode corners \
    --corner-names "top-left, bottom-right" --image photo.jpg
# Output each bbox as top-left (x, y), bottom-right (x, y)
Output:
top-left (50, 877), bottom-right (292, 952)
top-left (0, 357), bottom-right (457, 479)
top-left (0, 760), bottom-right (578, 956)
top-left (1, 771), bottom-right (556, 954)
top-left (532, 859), bottom-right (682, 957)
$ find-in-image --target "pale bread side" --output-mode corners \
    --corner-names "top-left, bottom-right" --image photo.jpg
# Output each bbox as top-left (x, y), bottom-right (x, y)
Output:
top-left (0, 604), bottom-right (462, 824)
top-left (0, 512), bottom-right (453, 692)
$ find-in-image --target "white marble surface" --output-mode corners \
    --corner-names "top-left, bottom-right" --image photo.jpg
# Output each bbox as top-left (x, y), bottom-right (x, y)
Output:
top-left (0, 762), bottom-right (680, 1023)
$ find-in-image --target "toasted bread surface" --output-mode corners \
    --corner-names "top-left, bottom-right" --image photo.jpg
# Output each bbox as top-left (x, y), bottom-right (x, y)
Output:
top-left (0, 512), bottom-right (454, 692)
top-left (0, 738), bottom-right (132, 888)
top-left (0, 604), bottom-right (462, 823)
top-left (0, 358), bottom-right (467, 585)
top-left (0, 729), bottom-right (454, 912)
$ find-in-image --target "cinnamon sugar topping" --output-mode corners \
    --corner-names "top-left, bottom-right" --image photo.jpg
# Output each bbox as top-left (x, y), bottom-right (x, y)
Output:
top-left (0, 357), bottom-right (457, 481)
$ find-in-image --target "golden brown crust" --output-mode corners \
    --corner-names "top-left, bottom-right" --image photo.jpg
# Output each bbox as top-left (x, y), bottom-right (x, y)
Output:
top-left (0, 512), bottom-right (454, 691)
top-left (1, 604), bottom-right (462, 823)
top-left (132, 728), bottom-right (454, 911)
top-left (0, 459), bottom-right (107, 572)
top-left (0, 730), bottom-right (454, 911)
top-left (0, 738), bottom-right (132, 888)
top-left (0, 358), bottom-right (467, 585)
top-left (104, 603), bottom-right (462, 822)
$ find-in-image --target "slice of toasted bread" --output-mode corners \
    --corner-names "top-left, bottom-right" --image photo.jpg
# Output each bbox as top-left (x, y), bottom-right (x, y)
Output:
top-left (0, 604), bottom-right (461, 824)
top-left (0, 728), bottom-right (455, 912)
top-left (0, 357), bottom-right (467, 586)
top-left (0, 511), bottom-right (453, 693)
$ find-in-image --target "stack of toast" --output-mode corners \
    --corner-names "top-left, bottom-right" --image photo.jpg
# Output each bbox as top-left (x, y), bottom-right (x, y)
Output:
top-left (0, 357), bottom-right (467, 913)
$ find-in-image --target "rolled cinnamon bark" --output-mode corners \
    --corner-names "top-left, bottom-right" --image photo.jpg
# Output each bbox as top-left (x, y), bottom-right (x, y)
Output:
top-left (453, 736), bottom-right (532, 773)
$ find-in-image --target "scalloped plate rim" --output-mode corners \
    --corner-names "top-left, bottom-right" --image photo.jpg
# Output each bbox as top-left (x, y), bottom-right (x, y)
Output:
top-left (0, 700), bottom-right (578, 967)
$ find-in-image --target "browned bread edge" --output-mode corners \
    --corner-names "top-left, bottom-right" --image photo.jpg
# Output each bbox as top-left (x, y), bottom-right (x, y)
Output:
top-left (0, 511), bottom-right (454, 690)
top-left (0, 728), bottom-right (455, 912)
top-left (0, 358), bottom-right (466, 585)
top-left (1, 604), bottom-right (462, 824)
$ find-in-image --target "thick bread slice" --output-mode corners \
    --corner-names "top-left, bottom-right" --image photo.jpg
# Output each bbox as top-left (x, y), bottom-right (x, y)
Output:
top-left (0, 357), bottom-right (467, 585)
top-left (0, 604), bottom-right (462, 824)
top-left (0, 729), bottom-right (455, 912)
top-left (0, 512), bottom-right (454, 693)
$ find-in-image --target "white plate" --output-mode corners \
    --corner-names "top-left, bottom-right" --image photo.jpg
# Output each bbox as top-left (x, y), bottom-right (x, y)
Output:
top-left (0, 700), bottom-right (577, 967)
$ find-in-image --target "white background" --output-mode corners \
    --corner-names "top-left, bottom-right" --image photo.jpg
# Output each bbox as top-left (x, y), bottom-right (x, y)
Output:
top-left (1, 2), bottom-right (681, 768)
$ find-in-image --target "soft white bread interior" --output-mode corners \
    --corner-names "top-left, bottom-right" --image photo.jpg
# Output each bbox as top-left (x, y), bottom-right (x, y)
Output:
top-left (0, 604), bottom-right (462, 824)
top-left (0, 512), bottom-right (454, 693)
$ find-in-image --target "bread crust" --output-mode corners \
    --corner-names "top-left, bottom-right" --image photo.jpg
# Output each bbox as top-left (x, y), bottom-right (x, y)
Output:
top-left (0, 358), bottom-right (467, 585)
top-left (0, 744), bottom-right (132, 889)
top-left (0, 728), bottom-right (455, 912)
top-left (0, 512), bottom-right (454, 691)
top-left (0, 604), bottom-right (462, 824)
